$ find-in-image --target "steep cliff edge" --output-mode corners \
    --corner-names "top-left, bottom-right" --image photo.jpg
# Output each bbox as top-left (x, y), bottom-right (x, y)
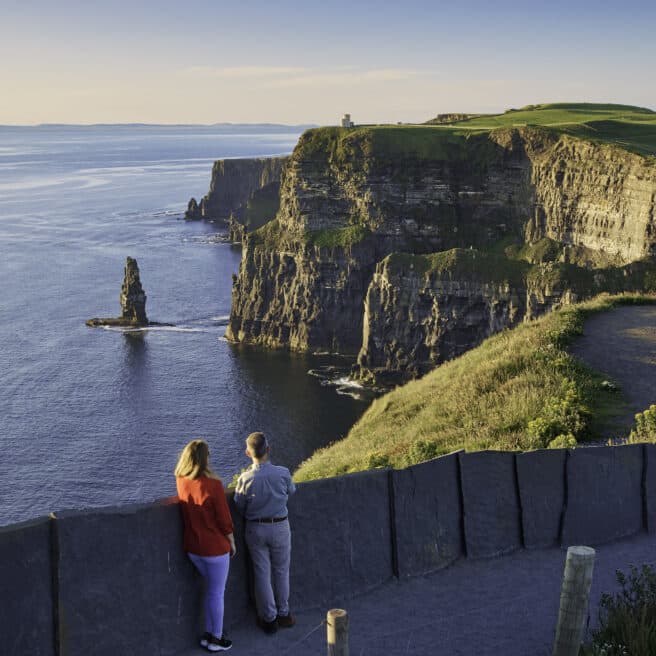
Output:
top-left (185, 157), bottom-right (288, 235)
top-left (227, 118), bottom-right (656, 380)
top-left (357, 249), bottom-right (656, 381)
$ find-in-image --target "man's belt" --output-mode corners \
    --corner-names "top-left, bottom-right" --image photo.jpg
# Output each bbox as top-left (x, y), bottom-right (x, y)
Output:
top-left (249, 516), bottom-right (288, 523)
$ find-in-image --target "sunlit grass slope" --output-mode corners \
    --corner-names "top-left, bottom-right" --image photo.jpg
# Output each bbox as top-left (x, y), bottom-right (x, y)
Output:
top-left (428, 103), bottom-right (656, 156)
top-left (294, 295), bottom-right (655, 482)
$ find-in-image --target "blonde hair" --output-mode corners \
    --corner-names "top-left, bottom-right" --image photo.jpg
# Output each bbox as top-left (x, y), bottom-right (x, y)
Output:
top-left (174, 439), bottom-right (220, 480)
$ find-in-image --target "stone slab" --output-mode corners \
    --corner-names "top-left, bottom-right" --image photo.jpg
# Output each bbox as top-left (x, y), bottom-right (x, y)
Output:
top-left (516, 449), bottom-right (567, 549)
top-left (459, 451), bottom-right (522, 558)
top-left (561, 444), bottom-right (644, 546)
top-left (644, 444), bottom-right (656, 533)
top-left (391, 453), bottom-right (464, 576)
top-left (0, 516), bottom-right (54, 656)
top-left (54, 498), bottom-right (249, 656)
top-left (287, 469), bottom-right (393, 609)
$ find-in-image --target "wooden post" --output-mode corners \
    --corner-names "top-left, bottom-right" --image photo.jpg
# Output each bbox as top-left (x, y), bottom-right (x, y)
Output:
top-left (553, 545), bottom-right (596, 656)
top-left (327, 608), bottom-right (349, 656)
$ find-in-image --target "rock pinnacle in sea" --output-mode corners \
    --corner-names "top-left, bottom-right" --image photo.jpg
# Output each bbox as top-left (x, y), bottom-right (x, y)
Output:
top-left (120, 257), bottom-right (148, 324)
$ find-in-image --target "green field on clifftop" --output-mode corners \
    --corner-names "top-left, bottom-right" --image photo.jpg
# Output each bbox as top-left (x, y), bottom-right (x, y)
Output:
top-left (298, 103), bottom-right (656, 160)
top-left (430, 103), bottom-right (656, 156)
top-left (293, 295), bottom-right (656, 482)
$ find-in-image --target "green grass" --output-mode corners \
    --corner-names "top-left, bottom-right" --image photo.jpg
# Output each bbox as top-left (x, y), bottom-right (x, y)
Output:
top-left (295, 104), bottom-right (656, 166)
top-left (384, 248), bottom-right (656, 297)
top-left (295, 125), bottom-right (496, 164)
top-left (294, 294), bottom-right (656, 482)
top-left (306, 224), bottom-right (370, 248)
top-left (384, 249), bottom-right (529, 284)
top-left (438, 103), bottom-right (656, 157)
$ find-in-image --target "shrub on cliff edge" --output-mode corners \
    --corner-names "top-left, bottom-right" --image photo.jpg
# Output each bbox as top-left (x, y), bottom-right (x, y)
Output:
top-left (582, 565), bottom-right (656, 656)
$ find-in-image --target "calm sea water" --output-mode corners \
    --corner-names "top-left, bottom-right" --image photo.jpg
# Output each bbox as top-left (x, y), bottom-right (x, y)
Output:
top-left (0, 124), bottom-right (368, 526)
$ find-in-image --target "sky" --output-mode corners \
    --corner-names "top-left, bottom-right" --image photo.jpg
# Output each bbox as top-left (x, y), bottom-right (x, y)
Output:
top-left (1, 0), bottom-right (654, 125)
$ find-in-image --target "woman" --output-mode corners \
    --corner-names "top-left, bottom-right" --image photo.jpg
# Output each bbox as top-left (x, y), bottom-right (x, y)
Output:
top-left (175, 439), bottom-right (236, 652)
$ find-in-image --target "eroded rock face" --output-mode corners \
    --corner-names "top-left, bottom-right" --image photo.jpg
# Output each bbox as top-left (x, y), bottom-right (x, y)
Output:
top-left (227, 127), bottom-right (656, 379)
top-left (355, 250), bottom-right (656, 382)
top-left (524, 135), bottom-right (656, 262)
top-left (87, 257), bottom-right (149, 327)
top-left (187, 157), bottom-right (289, 240)
top-left (228, 237), bottom-right (379, 353)
top-left (120, 257), bottom-right (148, 324)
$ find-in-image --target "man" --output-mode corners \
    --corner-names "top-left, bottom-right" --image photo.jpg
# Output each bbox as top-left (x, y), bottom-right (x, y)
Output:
top-left (234, 431), bottom-right (296, 634)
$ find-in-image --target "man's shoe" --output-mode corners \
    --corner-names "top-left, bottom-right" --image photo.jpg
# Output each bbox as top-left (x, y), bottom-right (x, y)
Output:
top-left (206, 634), bottom-right (232, 652)
top-left (277, 613), bottom-right (296, 628)
top-left (200, 632), bottom-right (212, 647)
top-left (257, 617), bottom-right (278, 634)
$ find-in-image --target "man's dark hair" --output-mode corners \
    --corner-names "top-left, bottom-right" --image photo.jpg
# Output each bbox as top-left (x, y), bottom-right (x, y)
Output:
top-left (247, 431), bottom-right (268, 459)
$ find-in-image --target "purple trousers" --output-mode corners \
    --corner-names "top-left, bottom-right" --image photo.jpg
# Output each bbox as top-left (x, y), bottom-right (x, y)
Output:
top-left (188, 552), bottom-right (230, 638)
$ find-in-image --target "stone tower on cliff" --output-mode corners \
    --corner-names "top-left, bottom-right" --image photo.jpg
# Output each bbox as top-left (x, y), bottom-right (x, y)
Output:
top-left (120, 257), bottom-right (148, 324)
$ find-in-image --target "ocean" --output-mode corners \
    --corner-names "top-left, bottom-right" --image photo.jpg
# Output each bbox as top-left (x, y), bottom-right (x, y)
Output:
top-left (0, 124), bottom-right (369, 526)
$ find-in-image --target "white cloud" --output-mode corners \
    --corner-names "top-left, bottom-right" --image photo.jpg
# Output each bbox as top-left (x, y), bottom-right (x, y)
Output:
top-left (182, 65), bottom-right (425, 88)
top-left (263, 68), bottom-right (424, 89)
top-left (183, 65), bottom-right (308, 78)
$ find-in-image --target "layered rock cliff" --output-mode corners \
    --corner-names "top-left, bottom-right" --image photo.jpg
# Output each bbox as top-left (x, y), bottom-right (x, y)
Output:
top-left (226, 125), bottom-right (656, 381)
top-left (185, 157), bottom-right (288, 236)
top-left (357, 249), bottom-right (656, 381)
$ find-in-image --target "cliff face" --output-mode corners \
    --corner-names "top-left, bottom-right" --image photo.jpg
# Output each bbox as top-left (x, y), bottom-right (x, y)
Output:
top-left (524, 135), bottom-right (656, 262)
top-left (186, 156), bottom-right (288, 233)
top-left (357, 250), bottom-right (655, 381)
top-left (227, 126), bottom-right (656, 380)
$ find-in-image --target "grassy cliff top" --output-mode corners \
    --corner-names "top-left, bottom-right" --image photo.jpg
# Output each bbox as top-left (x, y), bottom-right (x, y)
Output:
top-left (293, 294), bottom-right (655, 482)
top-left (435, 103), bottom-right (656, 156)
top-left (294, 124), bottom-right (494, 162)
top-left (297, 103), bottom-right (656, 160)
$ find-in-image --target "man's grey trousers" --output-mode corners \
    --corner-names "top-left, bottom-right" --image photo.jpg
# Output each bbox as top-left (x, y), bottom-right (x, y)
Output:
top-left (245, 519), bottom-right (292, 622)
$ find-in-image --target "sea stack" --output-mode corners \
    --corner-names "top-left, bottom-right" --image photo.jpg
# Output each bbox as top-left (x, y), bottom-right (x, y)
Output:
top-left (86, 257), bottom-right (150, 327)
top-left (120, 257), bottom-right (148, 324)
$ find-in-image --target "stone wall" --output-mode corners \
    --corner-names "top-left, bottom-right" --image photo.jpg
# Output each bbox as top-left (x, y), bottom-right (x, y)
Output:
top-left (2, 443), bottom-right (655, 655)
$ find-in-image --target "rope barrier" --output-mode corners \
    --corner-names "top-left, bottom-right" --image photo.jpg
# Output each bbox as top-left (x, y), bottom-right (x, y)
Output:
top-left (280, 619), bottom-right (326, 654)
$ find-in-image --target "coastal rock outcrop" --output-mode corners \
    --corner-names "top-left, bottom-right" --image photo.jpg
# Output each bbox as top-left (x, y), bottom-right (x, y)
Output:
top-left (184, 198), bottom-right (202, 221)
top-left (226, 125), bottom-right (656, 381)
top-left (120, 257), bottom-right (148, 324)
top-left (186, 157), bottom-right (289, 240)
top-left (87, 257), bottom-right (150, 327)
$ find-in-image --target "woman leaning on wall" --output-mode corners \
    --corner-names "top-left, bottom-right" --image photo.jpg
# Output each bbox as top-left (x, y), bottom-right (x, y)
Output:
top-left (175, 439), bottom-right (236, 652)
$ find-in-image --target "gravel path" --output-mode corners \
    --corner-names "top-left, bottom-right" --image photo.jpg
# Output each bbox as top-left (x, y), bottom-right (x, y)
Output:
top-left (570, 305), bottom-right (656, 437)
top-left (175, 532), bottom-right (656, 656)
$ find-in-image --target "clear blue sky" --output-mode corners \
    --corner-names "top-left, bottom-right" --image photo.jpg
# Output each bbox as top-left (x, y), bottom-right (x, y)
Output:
top-left (1, 0), bottom-right (654, 124)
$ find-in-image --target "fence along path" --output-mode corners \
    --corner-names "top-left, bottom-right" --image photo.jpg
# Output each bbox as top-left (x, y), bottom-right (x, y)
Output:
top-left (3, 441), bottom-right (656, 656)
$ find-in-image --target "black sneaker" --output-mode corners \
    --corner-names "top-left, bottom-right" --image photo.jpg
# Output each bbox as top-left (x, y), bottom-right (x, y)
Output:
top-left (200, 632), bottom-right (212, 648)
top-left (257, 616), bottom-right (278, 634)
top-left (206, 634), bottom-right (232, 652)
top-left (277, 613), bottom-right (296, 628)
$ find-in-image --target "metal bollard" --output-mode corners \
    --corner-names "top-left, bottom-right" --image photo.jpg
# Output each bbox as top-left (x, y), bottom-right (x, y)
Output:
top-left (327, 608), bottom-right (349, 656)
top-left (553, 545), bottom-right (596, 656)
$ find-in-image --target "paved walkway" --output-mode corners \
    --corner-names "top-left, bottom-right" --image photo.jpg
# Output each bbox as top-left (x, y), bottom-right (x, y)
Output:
top-left (570, 305), bottom-right (656, 437)
top-left (176, 532), bottom-right (656, 656)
